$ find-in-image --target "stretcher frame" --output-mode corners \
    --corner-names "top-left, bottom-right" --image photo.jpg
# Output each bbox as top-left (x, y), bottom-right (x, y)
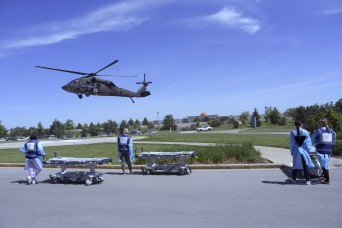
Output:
top-left (136, 151), bottom-right (197, 175)
top-left (309, 150), bottom-right (323, 178)
top-left (45, 157), bottom-right (112, 185)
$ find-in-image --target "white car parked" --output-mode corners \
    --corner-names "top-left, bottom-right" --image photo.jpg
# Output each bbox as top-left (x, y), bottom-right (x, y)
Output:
top-left (196, 126), bottom-right (213, 131)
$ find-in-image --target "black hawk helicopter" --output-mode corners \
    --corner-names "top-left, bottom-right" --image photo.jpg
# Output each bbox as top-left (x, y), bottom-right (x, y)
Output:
top-left (36, 60), bottom-right (151, 103)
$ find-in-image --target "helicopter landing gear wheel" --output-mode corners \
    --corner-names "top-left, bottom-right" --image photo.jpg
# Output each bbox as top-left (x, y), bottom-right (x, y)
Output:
top-left (78, 94), bottom-right (83, 99)
top-left (85, 93), bottom-right (90, 97)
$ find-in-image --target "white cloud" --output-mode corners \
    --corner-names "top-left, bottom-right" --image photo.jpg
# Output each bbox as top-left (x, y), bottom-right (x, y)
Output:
top-left (201, 6), bottom-right (261, 34)
top-left (1, 1), bottom-right (150, 50)
top-left (321, 8), bottom-right (342, 15)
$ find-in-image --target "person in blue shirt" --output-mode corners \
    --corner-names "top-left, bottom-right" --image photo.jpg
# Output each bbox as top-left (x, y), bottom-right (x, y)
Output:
top-left (20, 135), bottom-right (46, 185)
top-left (311, 119), bottom-right (337, 184)
top-left (289, 120), bottom-right (314, 185)
top-left (117, 128), bottom-right (134, 175)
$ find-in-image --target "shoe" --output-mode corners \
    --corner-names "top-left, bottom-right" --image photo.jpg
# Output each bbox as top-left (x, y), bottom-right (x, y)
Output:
top-left (26, 176), bottom-right (32, 185)
top-left (32, 180), bottom-right (36, 185)
top-left (320, 180), bottom-right (330, 184)
top-left (123, 172), bottom-right (127, 175)
top-left (305, 181), bottom-right (311, 185)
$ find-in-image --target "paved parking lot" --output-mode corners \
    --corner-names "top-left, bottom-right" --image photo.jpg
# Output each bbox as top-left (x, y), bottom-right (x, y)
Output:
top-left (1, 167), bottom-right (341, 228)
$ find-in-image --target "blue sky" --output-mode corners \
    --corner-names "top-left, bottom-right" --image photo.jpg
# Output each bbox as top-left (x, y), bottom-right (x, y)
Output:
top-left (1, 0), bottom-right (341, 129)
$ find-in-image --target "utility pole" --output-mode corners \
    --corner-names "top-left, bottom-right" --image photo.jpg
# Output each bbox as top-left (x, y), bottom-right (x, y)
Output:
top-left (157, 112), bottom-right (160, 129)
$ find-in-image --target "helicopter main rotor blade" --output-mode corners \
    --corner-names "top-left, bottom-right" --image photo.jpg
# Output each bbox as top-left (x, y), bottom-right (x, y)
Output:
top-left (96, 74), bottom-right (138, 77)
top-left (36, 66), bottom-right (87, 76)
top-left (95, 60), bottom-right (119, 74)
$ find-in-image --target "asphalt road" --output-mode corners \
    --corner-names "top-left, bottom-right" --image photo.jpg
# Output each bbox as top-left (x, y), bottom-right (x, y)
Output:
top-left (1, 167), bottom-right (341, 228)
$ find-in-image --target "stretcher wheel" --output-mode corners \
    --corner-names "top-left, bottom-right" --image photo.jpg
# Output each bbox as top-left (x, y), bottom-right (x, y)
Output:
top-left (85, 179), bottom-right (92, 186)
top-left (179, 168), bottom-right (185, 175)
top-left (50, 175), bottom-right (58, 184)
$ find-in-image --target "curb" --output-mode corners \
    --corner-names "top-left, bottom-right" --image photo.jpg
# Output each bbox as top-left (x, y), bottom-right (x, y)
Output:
top-left (0, 163), bottom-right (282, 169)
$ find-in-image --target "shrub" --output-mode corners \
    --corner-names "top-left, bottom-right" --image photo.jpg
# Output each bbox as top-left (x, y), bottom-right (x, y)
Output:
top-left (333, 144), bottom-right (342, 156)
top-left (134, 142), bottom-right (261, 165)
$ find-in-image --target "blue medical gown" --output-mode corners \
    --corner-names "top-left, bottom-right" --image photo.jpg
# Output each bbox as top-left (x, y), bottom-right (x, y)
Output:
top-left (20, 142), bottom-right (45, 171)
top-left (289, 128), bottom-right (314, 169)
top-left (117, 138), bottom-right (134, 162)
top-left (311, 127), bottom-right (336, 169)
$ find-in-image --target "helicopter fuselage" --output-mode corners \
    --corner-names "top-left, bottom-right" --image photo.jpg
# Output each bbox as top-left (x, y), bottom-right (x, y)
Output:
top-left (62, 77), bottom-right (150, 100)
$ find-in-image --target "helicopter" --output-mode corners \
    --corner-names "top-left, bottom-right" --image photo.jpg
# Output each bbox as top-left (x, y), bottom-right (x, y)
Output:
top-left (36, 60), bottom-right (151, 103)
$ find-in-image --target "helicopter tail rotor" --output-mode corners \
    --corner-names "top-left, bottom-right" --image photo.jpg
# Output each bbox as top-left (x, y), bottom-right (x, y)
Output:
top-left (136, 73), bottom-right (152, 86)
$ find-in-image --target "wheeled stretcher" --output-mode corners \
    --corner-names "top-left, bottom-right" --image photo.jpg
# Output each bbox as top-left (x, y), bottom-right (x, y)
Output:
top-left (136, 151), bottom-right (197, 175)
top-left (45, 157), bottom-right (112, 185)
top-left (309, 148), bottom-right (323, 178)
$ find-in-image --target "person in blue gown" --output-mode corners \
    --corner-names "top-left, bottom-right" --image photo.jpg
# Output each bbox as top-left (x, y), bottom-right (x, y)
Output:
top-left (20, 135), bottom-right (45, 185)
top-left (117, 128), bottom-right (134, 174)
top-left (311, 119), bottom-right (336, 184)
top-left (289, 120), bottom-right (314, 185)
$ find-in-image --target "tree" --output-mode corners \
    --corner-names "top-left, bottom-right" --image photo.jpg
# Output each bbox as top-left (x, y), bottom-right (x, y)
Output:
top-left (119, 120), bottom-right (128, 133)
top-left (81, 128), bottom-right (88, 137)
top-left (102, 120), bottom-right (118, 135)
top-left (37, 122), bottom-right (44, 136)
top-left (128, 118), bottom-right (134, 127)
top-left (147, 122), bottom-right (155, 130)
top-left (64, 119), bottom-right (75, 131)
top-left (326, 108), bottom-right (342, 132)
top-left (278, 117), bottom-right (287, 126)
top-left (142, 117), bottom-right (149, 125)
top-left (0, 121), bottom-right (8, 136)
top-left (88, 122), bottom-right (100, 136)
top-left (269, 107), bottom-right (281, 126)
top-left (335, 98), bottom-right (342, 114)
top-left (162, 114), bottom-right (175, 130)
top-left (239, 111), bottom-right (250, 125)
top-left (218, 116), bottom-right (229, 126)
top-left (208, 118), bottom-right (220, 127)
top-left (232, 119), bottom-right (240, 128)
top-left (50, 119), bottom-right (64, 138)
top-left (251, 108), bottom-right (262, 127)
top-left (10, 126), bottom-right (30, 137)
top-left (134, 119), bottom-right (141, 128)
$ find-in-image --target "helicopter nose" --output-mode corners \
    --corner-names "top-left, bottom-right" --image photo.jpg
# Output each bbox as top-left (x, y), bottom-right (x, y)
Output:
top-left (62, 84), bottom-right (69, 91)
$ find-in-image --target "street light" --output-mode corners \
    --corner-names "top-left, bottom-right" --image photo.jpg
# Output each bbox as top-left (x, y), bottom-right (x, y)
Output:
top-left (157, 112), bottom-right (160, 129)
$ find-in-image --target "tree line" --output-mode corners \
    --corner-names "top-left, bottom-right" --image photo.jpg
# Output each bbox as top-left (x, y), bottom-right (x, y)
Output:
top-left (249, 98), bottom-right (342, 134)
top-left (1, 98), bottom-right (341, 139)
top-left (0, 117), bottom-right (154, 139)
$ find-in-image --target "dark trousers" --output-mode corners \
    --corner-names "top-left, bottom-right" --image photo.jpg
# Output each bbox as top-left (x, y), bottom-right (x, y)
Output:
top-left (120, 152), bottom-right (132, 172)
top-left (322, 168), bottom-right (330, 182)
top-left (292, 155), bottom-right (310, 181)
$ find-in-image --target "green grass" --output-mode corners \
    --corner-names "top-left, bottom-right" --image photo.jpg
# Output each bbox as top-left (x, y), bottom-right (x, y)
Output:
top-left (1, 143), bottom-right (172, 163)
top-left (241, 123), bottom-right (294, 132)
top-left (0, 142), bottom-right (260, 164)
top-left (141, 131), bottom-right (290, 148)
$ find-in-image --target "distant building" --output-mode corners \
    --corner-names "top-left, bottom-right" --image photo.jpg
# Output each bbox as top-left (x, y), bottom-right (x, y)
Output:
top-left (186, 115), bottom-right (218, 123)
